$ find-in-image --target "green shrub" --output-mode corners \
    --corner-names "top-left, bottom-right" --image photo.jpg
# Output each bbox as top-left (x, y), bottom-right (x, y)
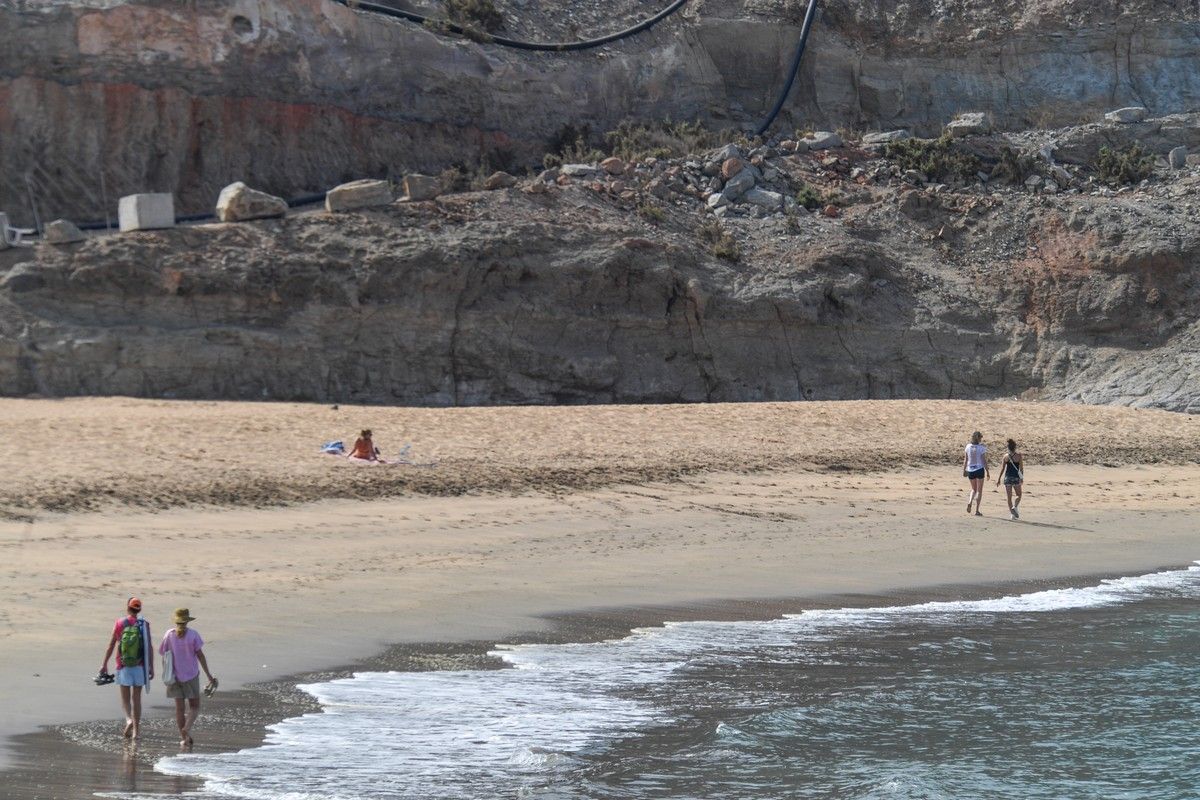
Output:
top-left (795, 183), bottom-right (822, 210)
top-left (992, 146), bottom-right (1037, 184)
top-left (544, 123), bottom-right (604, 165)
top-left (884, 135), bottom-right (981, 182)
top-left (443, 0), bottom-right (503, 32)
top-left (605, 120), bottom-right (724, 162)
top-left (1096, 144), bottom-right (1155, 185)
top-left (637, 202), bottom-right (666, 223)
top-left (697, 220), bottom-right (740, 261)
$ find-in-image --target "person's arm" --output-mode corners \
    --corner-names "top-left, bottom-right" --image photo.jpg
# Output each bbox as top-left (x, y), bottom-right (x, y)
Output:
top-left (145, 622), bottom-right (155, 680)
top-left (995, 455), bottom-right (1004, 486)
top-left (197, 649), bottom-right (215, 682)
top-left (102, 627), bottom-right (119, 673)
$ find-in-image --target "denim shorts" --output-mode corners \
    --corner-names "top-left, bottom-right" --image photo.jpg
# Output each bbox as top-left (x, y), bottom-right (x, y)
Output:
top-left (966, 468), bottom-right (986, 480)
top-left (116, 665), bottom-right (146, 687)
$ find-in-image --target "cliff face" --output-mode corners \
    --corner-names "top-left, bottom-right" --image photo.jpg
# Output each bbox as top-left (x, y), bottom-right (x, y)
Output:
top-left (3, 153), bottom-right (1197, 411)
top-left (4, 0), bottom-right (1200, 223)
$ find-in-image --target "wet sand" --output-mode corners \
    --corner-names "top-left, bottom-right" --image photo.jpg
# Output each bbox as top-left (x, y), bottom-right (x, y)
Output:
top-left (4, 578), bottom-right (1186, 800)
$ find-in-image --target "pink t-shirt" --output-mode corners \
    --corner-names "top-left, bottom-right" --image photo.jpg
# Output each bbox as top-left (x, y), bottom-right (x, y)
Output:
top-left (112, 616), bottom-right (150, 669)
top-left (159, 628), bottom-right (205, 682)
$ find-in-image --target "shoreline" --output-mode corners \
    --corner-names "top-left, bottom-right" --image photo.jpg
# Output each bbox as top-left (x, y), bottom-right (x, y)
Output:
top-left (4, 565), bottom-right (1197, 799)
top-left (5, 462), bottom-right (1200, 761)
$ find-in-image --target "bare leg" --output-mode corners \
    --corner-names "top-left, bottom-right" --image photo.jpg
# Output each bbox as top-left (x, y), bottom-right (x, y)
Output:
top-left (130, 686), bottom-right (143, 739)
top-left (174, 698), bottom-right (188, 745)
top-left (971, 478), bottom-right (984, 514)
top-left (119, 685), bottom-right (133, 737)
top-left (183, 698), bottom-right (201, 744)
top-left (1004, 485), bottom-right (1014, 514)
top-left (1014, 484), bottom-right (1023, 509)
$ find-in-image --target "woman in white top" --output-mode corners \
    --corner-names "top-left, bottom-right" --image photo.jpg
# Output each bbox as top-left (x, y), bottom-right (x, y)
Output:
top-left (962, 431), bottom-right (990, 516)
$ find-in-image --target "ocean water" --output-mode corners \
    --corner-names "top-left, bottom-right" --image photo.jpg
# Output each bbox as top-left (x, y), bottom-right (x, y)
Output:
top-left (152, 563), bottom-right (1200, 800)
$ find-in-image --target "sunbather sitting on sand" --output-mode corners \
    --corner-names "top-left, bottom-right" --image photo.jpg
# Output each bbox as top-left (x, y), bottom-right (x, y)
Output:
top-left (347, 429), bottom-right (385, 462)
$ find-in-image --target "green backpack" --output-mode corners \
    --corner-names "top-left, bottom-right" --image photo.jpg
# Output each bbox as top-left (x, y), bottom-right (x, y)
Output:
top-left (119, 620), bottom-right (143, 667)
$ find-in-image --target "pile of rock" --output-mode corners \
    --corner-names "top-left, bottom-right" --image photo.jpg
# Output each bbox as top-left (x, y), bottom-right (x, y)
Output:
top-left (525, 133), bottom-right (857, 221)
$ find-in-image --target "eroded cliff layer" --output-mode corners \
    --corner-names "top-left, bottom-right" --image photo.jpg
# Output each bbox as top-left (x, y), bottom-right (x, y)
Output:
top-left (5, 0), bottom-right (1200, 222)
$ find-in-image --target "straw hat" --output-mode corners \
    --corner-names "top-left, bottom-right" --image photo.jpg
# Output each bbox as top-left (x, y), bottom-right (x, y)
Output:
top-left (172, 608), bottom-right (197, 624)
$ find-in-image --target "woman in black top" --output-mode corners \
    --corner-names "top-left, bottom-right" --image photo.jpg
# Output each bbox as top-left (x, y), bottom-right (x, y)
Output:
top-left (995, 438), bottom-right (1025, 520)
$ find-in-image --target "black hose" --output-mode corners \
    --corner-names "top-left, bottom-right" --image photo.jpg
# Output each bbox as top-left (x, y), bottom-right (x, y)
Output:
top-left (331, 0), bottom-right (689, 52)
top-left (754, 0), bottom-right (820, 137)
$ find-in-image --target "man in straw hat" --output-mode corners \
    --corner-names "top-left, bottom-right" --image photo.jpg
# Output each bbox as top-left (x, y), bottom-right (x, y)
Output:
top-left (158, 607), bottom-right (217, 747)
top-left (100, 596), bottom-right (154, 739)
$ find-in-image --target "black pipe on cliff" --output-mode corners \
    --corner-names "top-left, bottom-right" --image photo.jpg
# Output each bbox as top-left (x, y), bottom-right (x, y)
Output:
top-left (755, 0), bottom-right (820, 137)
top-left (331, 0), bottom-right (690, 52)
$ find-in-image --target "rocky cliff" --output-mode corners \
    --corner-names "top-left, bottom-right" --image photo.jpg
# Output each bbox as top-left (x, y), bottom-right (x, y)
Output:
top-left (5, 0), bottom-right (1200, 222)
top-left (3, 117), bottom-right (1198, 411)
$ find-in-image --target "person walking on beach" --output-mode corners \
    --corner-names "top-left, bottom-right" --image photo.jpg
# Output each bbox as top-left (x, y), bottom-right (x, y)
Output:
top-left (963, 431), bottom-right (990, 516)
top-left (100, 597), bottom-right (154, 739)
top-left (159, 607), bottom-right (217, 748)
top-left (996, 438), bottom-right (1026, 520)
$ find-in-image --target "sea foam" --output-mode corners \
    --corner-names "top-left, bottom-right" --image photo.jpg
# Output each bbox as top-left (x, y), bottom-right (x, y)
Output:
top-left (156, 562), bottom-right (1200, 799)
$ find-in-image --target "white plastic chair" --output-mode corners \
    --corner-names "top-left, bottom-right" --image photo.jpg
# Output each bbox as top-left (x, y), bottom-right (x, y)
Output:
top-left (0, 213), bottom-right (36, 246)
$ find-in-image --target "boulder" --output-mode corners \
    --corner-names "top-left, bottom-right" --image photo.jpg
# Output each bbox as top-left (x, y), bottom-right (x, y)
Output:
top-left (118, 193), bottom-right (175, 232)
top-left (560, 163), bottom-right (598, 177)
top-left (43, 219), bottom-right (85, 244)
top-left (1105, 106), bottom-right (1148, 123)
top-left (945, 112), bottom-right (991, 137)
top-left (1050, 164), bottom-right (1074, 186)
top-left (483, 171), bottom-right (518, 190)
top-left (706, 192), bottom-right (729, 210)
top-left (403, 174), bottom-right (440, 202)
top-left (721, 157), bottom-right (746, 180)
top-left (1170, 146), bottom-right (1188, 169)
top-left (600, 157), bottom-right (626, 176)
top-left (721, 169), bottom-right (756, 201)
top-left (216, 182), bottom-right (287, 222)
top-left (742, 188), bottom-right (784, 211)
top-left (1025, 175), bottom-right (1044, 190)
top-left (802, 131), bottom-right (842, 150)
top-left (862, 130), bottom-right (911, 145)
top-left (326, 179), bottom-right (393, 211)
top-left (712, 143), bottom-right (742, 163)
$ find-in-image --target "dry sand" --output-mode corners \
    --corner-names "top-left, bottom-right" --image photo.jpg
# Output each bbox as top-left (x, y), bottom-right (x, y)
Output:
top-left (1, 397), bottom-right (1197, 515)
top-left (0, 397), bottom-right (1198, 777)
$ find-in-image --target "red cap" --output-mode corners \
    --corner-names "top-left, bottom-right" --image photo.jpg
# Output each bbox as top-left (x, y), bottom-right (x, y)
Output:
top-left (127, 597), bottom-right (142, 611)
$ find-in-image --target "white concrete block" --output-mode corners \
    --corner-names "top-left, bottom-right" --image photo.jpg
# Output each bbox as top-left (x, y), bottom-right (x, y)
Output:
top-left (118, 193), bottom-right (175, 232)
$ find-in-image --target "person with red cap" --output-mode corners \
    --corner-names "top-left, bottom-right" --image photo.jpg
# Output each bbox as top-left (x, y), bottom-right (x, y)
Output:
top-left (100, 597), bottom-right (154, 739)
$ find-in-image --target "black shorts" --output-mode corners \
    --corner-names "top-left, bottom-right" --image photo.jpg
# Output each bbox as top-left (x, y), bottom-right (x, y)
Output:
top-left (967, 468), bottom-right (985, 480)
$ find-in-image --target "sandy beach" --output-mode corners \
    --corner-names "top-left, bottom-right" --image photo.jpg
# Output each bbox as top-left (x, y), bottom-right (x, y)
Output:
top-left (0, 398), bottom-right (1198, 795)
